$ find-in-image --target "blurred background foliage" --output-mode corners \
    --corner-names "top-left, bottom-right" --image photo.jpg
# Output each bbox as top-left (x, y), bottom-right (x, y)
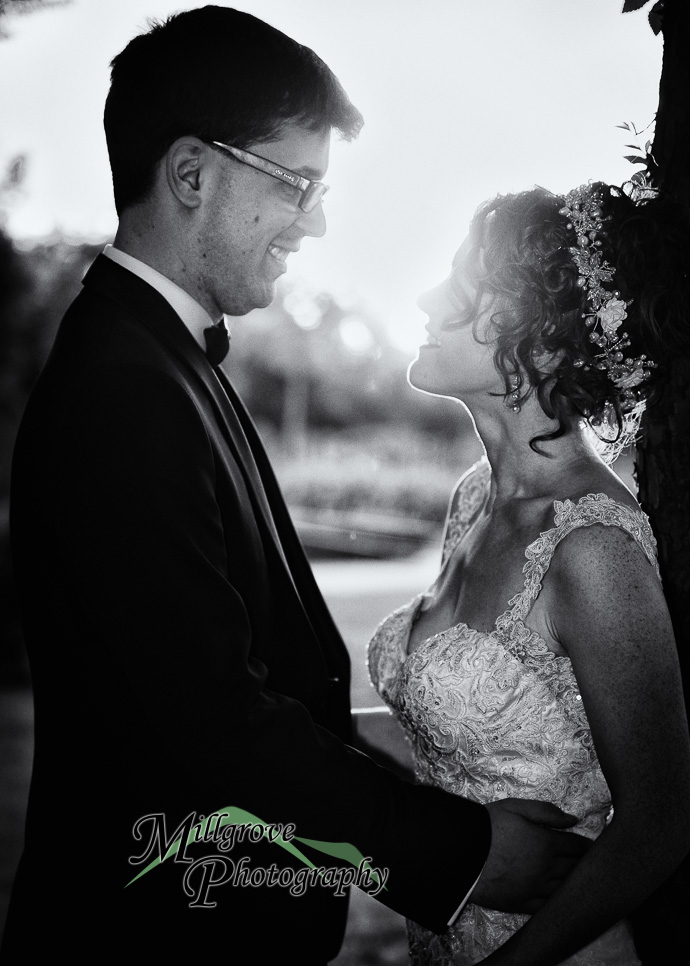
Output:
top-left (0, 157), bottom-right (479, 684)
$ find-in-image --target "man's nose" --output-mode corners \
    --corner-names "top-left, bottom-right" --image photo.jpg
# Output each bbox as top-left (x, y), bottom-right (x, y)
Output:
top-left (297, 202), bottom-right (326, 238)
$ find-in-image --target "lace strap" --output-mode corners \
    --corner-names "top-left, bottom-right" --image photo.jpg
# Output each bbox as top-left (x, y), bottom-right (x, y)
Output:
top-left (507, 493), bottom-right (661, 621)
top-left (441, 458), bottom-right (491, 567)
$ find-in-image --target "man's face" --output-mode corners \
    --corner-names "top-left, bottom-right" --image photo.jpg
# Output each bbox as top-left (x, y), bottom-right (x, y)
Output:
top-left (192, 122), bottom-right (330, 317)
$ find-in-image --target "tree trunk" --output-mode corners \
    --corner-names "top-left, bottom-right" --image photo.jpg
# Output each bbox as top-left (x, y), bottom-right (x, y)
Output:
top-left (632, 1), bottom-right (690, 961)
top-left (636, 364), bottom-right (690, 656)
top-left (634, 367), bottom-right (690, 964)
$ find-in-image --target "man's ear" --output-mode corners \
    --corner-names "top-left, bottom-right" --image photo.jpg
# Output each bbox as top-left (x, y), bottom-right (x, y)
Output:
top-left (165, 137), bottom-right (206, 209)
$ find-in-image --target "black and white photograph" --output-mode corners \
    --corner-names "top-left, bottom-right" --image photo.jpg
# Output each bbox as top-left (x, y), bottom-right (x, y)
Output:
top-left (1, 2), bottom-right (688, 964)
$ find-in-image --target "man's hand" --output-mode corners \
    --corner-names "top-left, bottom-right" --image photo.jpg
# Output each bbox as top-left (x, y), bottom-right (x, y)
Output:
top-left (471, 799), bottom-right (590, 913)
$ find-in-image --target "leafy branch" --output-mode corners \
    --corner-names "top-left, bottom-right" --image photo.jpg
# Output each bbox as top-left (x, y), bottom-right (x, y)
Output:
top-left (621, 0), bottom-right (665, 35)
top-left (617, 120), bottom-right (659, 187)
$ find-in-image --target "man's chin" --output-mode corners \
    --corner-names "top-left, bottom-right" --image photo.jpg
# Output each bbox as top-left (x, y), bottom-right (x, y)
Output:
top-left (223, 284), bottom-right (276, 317)
top-left (255, 283), bottom-right (277, 310)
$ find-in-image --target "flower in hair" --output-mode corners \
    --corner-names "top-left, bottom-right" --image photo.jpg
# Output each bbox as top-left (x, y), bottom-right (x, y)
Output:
top-left (597, 298), bottom-right (627, 336)
top-left (559, 183), bottom-right (656, 413)
top-left (615, 369), bottom-right (647, 390)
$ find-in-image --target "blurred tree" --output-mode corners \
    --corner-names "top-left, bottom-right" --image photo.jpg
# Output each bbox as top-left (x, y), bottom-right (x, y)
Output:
top-left (225, 283), bottom-right (467, 452)
top-left (620, 2), bottom-right (690, 962)
top-left (0, 226), bottom-right (99, 683)
top-left (0, 0), bottom-right (71, 38)
top-left (0, 160), bottom-right (31, 682)
top-left (0, 0), bottom-right (77, 687)
top-left (0, 232), bottom-right (30, 489)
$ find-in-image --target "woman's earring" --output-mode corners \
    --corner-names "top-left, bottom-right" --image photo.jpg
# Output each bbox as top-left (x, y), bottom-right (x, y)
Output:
top-left (506, 380), bottom-right (521, 413)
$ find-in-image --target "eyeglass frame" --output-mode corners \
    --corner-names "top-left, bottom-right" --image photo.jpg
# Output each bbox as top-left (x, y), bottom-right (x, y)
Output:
top-left (208, 140), bottom-right (329, 213)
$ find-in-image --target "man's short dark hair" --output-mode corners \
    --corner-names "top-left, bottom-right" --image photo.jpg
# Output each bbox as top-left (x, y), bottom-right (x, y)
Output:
top-left (104, 5), bottom-right (363, 215)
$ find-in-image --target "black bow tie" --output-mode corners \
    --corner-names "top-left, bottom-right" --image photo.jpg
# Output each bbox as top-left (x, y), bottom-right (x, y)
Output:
top-left (203, 319), bottom-right (231, 366)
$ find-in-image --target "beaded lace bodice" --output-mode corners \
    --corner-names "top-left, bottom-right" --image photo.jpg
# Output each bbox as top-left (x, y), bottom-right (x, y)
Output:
top-left (368, 459), bottom-right (658, 965)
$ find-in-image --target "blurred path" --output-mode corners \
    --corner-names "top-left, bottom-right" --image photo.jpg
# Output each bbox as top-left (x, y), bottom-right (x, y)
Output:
top-left (313, 545), bottom-right (440, 964)
top-left (0, 545), bottom-right (439, 958)
top-left (313, 544), bottom-right (439, 708)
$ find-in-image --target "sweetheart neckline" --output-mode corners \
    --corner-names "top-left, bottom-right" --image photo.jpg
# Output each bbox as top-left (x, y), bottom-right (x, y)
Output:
top-left (403, 592), bottom-right (572, 666)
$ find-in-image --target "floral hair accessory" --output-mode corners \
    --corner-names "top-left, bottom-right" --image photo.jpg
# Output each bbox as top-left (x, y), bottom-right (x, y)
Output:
top-left (559, 183), bottom-right (656, 413)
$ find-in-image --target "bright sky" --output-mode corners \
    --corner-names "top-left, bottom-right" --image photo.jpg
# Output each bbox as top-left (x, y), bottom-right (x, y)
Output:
top-left (0, 0), bottom-right (663, 350)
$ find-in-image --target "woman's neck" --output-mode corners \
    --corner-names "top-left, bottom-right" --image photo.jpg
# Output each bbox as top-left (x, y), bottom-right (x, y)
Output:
top-left (465, 394), bottom-right (602, 504)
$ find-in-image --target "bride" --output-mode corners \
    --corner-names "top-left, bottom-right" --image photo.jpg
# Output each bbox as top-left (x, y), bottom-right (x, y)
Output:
top-left (368, 182), bottom-right (690, 965)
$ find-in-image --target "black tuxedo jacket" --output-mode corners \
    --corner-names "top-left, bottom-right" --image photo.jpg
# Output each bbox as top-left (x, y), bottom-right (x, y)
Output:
top-left (4, 255), bottom-right (490, 963)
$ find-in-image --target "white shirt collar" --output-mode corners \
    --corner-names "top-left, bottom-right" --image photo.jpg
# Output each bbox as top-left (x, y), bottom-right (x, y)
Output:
top-left (102, 244), bottom-right (219, 351)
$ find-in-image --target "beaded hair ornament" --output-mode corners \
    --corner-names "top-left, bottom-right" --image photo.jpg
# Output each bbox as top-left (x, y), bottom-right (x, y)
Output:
top-left (559, 183), bottom-right (656, 458)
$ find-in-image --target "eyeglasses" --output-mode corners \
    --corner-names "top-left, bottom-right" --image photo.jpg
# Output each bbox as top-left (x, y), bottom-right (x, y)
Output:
top-left (209, 140), bottom-right (329, 213)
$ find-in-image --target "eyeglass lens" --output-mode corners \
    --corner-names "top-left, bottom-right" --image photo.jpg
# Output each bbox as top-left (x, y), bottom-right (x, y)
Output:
top-left (301, 182), bottom-right (329, 212)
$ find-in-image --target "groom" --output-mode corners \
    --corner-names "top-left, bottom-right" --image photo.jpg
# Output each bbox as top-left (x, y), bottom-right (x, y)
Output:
top-left (4, 7), bottom-right (587, 964)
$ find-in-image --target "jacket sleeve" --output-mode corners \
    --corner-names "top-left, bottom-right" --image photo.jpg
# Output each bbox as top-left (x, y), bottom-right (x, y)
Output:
top-left (50, 362), bottom-right (491, 932)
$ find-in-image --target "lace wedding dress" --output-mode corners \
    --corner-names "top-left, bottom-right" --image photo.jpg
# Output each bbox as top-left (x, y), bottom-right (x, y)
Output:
top-left (368, 459), bottom-right (659, 965)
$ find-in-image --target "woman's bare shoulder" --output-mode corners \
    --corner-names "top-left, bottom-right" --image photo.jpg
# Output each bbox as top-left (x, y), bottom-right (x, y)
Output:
top-left (545, 510), bottom-right (669, 658)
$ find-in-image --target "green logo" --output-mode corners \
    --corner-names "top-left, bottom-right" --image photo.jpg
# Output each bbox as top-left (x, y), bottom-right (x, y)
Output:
top-left (127, 806), bottom-right (389, 907)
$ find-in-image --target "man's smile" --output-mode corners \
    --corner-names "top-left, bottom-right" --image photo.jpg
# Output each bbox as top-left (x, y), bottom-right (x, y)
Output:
top-left (268, 244), bottom-right (290, 264)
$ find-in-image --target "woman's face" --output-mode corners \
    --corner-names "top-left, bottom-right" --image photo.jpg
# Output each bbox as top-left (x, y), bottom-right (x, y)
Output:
top-left (408, 235), bottom-right (502, 402)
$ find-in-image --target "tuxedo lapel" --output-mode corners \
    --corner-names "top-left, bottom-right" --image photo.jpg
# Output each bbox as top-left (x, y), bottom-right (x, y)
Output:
top-left (217, 368), bottom-right (351, 681)
top-left (81, 255), bottom-right (351, 684)
top-left (81, 255), bottom-right (296, 589)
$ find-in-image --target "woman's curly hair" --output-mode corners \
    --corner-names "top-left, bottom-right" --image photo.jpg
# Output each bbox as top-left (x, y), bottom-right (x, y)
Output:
top-left (458, 184), bottom-right (690, 453)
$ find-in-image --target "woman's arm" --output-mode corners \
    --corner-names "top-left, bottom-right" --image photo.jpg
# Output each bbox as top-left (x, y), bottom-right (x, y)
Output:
top-left (479, 523), bottom-right (690, 965)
